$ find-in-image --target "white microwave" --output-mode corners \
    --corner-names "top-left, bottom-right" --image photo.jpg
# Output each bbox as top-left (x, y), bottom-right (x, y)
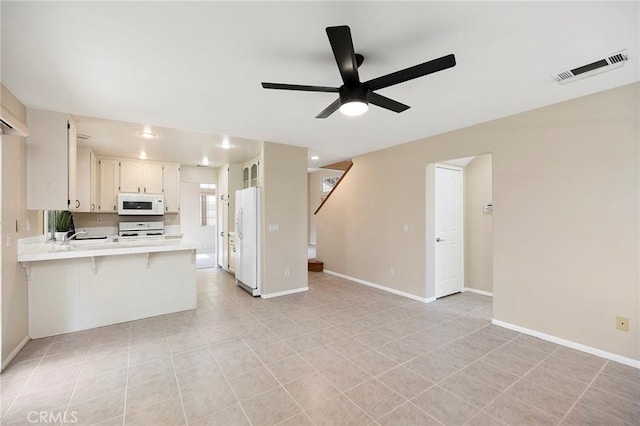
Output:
top-left (118, 193), bottom-right (164, 215)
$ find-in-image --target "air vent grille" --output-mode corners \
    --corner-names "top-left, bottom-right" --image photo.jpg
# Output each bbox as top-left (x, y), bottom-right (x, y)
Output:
top-left (553, 50), bottom-right (629, 85)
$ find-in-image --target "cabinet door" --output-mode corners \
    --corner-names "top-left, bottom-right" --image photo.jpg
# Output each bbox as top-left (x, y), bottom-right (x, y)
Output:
top-left (67, 120), bottom-right (78, 211)
top-left (90, 150), bottom-right (97, 211)
top-left (119, 160), bottom-right (141, 193)
top-left (75, 146), bottom-right (92, 212)
top-left (142, 163), bottom-right (163, 193)
top-left (97, 158), bottom-right (120, 212)
top-left (162, 164), bottom-right (181, 213)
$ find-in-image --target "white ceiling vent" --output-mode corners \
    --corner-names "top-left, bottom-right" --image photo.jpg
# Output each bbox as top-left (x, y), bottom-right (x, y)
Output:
top-left (553, 50), bottom-right (629, 85)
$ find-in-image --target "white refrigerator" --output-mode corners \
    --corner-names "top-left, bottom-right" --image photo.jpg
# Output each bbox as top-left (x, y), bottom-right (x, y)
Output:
top-left (235, 187), bottom-right (261, 296)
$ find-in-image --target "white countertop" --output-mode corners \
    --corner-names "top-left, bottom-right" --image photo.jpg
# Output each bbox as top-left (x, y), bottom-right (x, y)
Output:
top-left (18, 237), bottom-right (200, 263)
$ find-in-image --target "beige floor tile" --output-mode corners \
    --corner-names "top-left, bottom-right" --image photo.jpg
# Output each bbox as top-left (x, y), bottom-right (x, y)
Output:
top-left (2, 382), bottom-right (75, 423)
top-left (320, 359), bottom-right (371, 391)
top-left (411, 386), bottom-right (479, 425)
top-left (440, 372), bottom-right (502, 408)
top-left (298, 345), bottom-right (345, 370)
top-left (267, 355), bottom-right (315, 384)
top-left (524, 366), bottom-right (587, 400)
top-left (188, 404), bottom-right (250, 426)
top-left (561, 402), bottom-right (630, 426)
top-left (284, 372), bottom-right (339, 409)
top-left (377, 366), bottom-right (433, 399)
top-left (175, 363), bottom-right (226, 398)
top-left (484, 394), bottom-right (556, 426)
top-left (376, 340), bottom-right (422, 363)
top-left (466, 411), bottom-right (509, 426)
top-left (277, 412), bottom-right (315, 426)
top-left (578, 387), bottom-right (640, 422)
top-left (171, 346), bottom-right (215, 373)
top-left (228, 366), bottom-right (279, 401)
top-left (602, 361), bottom-right (640, 384)
top-left (125, 374), bottom-right (180, 413)
top-left (480, 347), bottom-right (539, 376)
top-left (125, 395), bottom-right (186, 426)
top-left (491, 341), bottom-right (549, 365)
top-left (404, 349), bottom-right (473, 383)
top-left (506, 379), bottom-right (576, 419)
top-left (22, 363), bottom-right (82, 395)
top-left (354, 330), bottom-right (396, 349)
top-left (127, 357), bottom-right (173, 387)
top-left (79, 352), bottom-right (128, 380)
top-left (328, 337), bottom-right (371, 359)
top-left (460, 361), bottom-right (519, 391)
top-left (241, 386), bottom-right (301, 426)
top-left (181, 380), bottom-right (238, 423)
top-left (305, 394), bottom-right (373, 426)
top-left (550, 346), bottom-right (607, 370)
top-left (511, 335), bottom-right (558, 354)
top-left (591, 372), bottom-right (640, 402)
top-left (480, 325), bottom-right (520, 341)
top-left (351, 350), bottom-right (398, 377)
top-left (445, 337), bottom-right (494, 359)
top-left (539, 355), bottom-right (602, 384)
top-left (252, 342), bottom-right (296, 364)
top-left (345, 379), bottom-right (405, 420)
top-left (377, 402), bottom-right (441, 426)
top-left (68, 389), bottom-right (125, 426)
top-left (71, 369), bottom-right (127, 404)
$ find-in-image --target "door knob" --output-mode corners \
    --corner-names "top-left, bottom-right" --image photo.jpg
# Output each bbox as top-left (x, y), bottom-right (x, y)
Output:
top-left (436, 237), bottom-right (446, 242)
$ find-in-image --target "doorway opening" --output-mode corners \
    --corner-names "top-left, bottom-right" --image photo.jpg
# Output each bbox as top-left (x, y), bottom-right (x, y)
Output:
top-left (180, 182), bottom-right (217, 269)
top-left (426, 154), bottom-right (493, 299)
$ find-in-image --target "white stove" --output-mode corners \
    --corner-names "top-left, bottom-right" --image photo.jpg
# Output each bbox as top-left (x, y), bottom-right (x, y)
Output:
top-left (118, 221), bottom-right (164, 238)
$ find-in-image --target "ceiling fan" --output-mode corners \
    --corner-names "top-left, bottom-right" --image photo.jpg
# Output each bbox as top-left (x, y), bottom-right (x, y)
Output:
top-left (261, 25), bottom-right (456, 118)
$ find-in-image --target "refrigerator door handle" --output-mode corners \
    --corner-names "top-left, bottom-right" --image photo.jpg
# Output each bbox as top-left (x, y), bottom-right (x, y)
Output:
top-left (237, 208), bottom-right (243, 239)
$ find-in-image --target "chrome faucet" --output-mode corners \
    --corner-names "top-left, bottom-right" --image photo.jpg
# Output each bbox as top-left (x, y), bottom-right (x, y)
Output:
top-left (63, 230), bottom-right (87, 244)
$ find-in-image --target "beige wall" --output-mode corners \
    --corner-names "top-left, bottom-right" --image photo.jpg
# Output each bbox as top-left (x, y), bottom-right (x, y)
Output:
top-left (464, 154), bottom-right (493, 293)
top-left (308, 170), bottom-right (343, 246)
top-left (261, 142), bottom-right (308, 295)
top-left (1, 135), bottom-right (42, 367)
top-left (317, 83), bottom-right (639, 360)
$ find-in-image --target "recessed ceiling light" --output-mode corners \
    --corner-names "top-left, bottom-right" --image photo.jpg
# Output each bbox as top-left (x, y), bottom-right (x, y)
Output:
top-left (311, 155), bottom-right (319, 160)
top-left (139, 152), bottom-right (147, 160)
top-left (138, 131), bottom-right (157, 139)
top-left (221, 140), bottom-right (231, 149)
top-left (202, 157), bottom-right (209, 166)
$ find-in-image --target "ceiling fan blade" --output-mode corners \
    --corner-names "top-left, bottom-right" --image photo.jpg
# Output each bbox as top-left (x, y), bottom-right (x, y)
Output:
top-left (262, 82), bottom-right (339, 93)
top-left (365, 54), bottom-right (456, 91)
top-left (326, 26), bottom-right (360, 86)
top-left (315, 98), bottom-right (341, 119)
top-left (368, 92), bottom-right (410, 113)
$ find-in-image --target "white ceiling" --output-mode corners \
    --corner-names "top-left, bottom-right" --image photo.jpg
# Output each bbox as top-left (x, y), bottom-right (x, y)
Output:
top-left (2, 2), bottom-right (638, 168)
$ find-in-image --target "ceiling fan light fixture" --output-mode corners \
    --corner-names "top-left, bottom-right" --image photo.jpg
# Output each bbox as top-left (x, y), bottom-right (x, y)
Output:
top-left (339, 100), bottom-right (368, 116)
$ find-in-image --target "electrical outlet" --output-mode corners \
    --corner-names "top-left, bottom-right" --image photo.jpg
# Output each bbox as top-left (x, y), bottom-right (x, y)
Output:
top-left (284, 268), bottom-right (290, 277)
top-left (403, 224), bottom-right (409, 232)
top-left (616, 316), bottom-right (629, 332)
top-left (390, 267), bottom-right (396, 276)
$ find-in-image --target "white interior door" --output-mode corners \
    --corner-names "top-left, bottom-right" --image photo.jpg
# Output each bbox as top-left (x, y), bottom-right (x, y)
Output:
top-left (435, 165), bottom-right (464, 298)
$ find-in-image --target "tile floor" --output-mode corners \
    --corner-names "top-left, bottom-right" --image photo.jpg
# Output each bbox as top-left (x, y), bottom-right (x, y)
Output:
top-left (0, 269), bottom-right (638, 425)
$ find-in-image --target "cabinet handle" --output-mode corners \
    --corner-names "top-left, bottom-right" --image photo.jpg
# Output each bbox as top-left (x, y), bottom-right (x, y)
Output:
top-left (165, 206), bottom-right (168, 212)
top-left (220, 232), bottom-right (224, 237)
top-left (138, 187), bottom-right (140, 193)
top-left (75, 200), bottom-right (80, 208)
top-left (113, 205), bottom-right (116, 211)
top-left (91, 203), bottom-right (95, 211)
top-left (144, 187), bottom-right (146, 193)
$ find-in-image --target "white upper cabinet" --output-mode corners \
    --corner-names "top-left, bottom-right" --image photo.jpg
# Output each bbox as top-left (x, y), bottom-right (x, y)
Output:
top-left (162, 164), bottom-right (180, 213)
top-left (75, 146), bottom-right (96, 212)
top-left (26, 109), bottom-right (77, 210)
top-left (120, 160), bottom-right (163, 194)
top-left (97, 157), bottom-right (120, 213)
top-left (242, 157), bottom-right (260, 189)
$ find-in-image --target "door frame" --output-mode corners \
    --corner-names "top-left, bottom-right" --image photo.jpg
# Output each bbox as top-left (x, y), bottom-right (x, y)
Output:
top-left (425, 162), bottom-right (465, 299)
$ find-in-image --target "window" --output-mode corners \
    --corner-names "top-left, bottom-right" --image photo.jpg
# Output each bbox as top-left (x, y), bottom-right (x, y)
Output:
top-left (200, 183), bottom-right (216, 226)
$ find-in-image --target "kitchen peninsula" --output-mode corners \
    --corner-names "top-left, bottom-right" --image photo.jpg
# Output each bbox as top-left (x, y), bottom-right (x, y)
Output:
top-left (18, 237), bottom-right (199, 338)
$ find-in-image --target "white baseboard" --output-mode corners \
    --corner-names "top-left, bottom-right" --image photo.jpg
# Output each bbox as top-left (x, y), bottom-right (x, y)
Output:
top-left (324, 270), bottom-right (435, 304)
top-left (492, 319), bottom-right (639, 369)
top-left (261, 287), bottom-right (309, 299)
top-left (1, 335), bottom-right (30, 371)
top-left (464, 287), bottom-right (493, 297)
